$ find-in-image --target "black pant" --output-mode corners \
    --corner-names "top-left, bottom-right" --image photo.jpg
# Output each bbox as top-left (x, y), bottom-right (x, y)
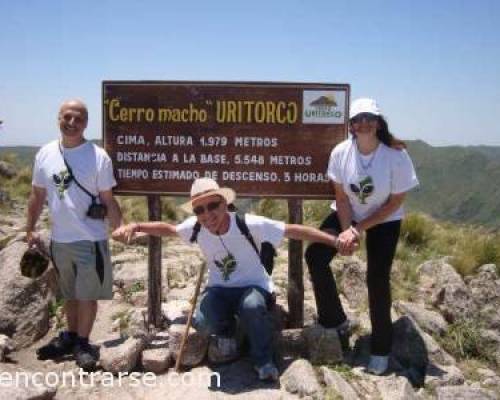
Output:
top-left (305, 211), bottom-right (401, 356)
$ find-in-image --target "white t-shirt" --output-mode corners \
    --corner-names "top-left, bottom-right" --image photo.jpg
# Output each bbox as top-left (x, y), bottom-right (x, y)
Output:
top-left (176, 213), bottom-right (285, 293)
top-left (327, 137), bottom-right (419, 223)
top-left (32, 140), bottom-right (117, 242)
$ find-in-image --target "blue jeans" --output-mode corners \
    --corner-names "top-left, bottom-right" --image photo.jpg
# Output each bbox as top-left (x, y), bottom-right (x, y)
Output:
top-left (194, 286), bottom-right (274, 367)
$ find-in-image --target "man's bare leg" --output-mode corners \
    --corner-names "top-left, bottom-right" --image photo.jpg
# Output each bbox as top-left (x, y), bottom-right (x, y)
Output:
top-left (64, 300), bottom-right (79, 333)
top-left (76, 300), bottom-right (98, 339)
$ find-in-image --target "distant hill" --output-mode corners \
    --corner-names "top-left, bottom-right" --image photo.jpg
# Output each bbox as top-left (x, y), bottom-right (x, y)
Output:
top-left (406, 140), bottom-right (500, 229)
top-left (1, 140), bottom-right (499, 228)
top-left (0, 146), bottom-right (38, 166)
top-left (0, 140), bottom-right (102, 167)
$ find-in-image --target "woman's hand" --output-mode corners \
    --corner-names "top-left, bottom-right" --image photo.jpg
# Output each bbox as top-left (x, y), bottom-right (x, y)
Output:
top-left (337, 226), bottom-right (360, 255)
top-left (112, 223), bottom-right (139, 244)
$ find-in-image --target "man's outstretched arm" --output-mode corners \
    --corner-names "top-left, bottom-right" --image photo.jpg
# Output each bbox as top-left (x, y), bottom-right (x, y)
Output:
top-left (284, 224), bottom-right (339, 248)
top-left (112, 221), bottom-right (178, 243)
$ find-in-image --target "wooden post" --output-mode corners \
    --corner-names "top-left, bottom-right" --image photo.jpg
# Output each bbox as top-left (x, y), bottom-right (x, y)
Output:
top-left (147, 195), bottom-right (163, 328)
top-left (287, 199), bottom-right (304, 328)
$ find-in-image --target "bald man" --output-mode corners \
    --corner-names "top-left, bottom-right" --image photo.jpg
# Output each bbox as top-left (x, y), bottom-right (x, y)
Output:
top-left (27, 99), bottom-right (122, 371)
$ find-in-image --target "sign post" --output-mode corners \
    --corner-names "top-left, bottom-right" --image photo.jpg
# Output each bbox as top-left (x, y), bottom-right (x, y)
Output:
top-left (103, 81), bottom-right (349, 328)
top-left (147, 195), bottom-right (162, 328)
top-left (287, 198), bottom-right (304, 327)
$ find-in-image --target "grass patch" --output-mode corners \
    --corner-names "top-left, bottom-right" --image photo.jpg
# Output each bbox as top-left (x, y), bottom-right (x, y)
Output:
top-left (48, 299), bottom-right (66, 330)
top-left (327, 364), bottom-right (356, 381)
top-left (48, 298), bottom-right (65, 318)
top-left (438, 319), bottom-right (496, 364)
top-left (111, 310), bottom-right (132, 336)
top-left (255, 198), bottom-right (288, 221)
top-left (400, 212), bottom-right (434, 248)
top-left (324, 387), bottom-right (343, 400)
top-left (0, 158), bottom-right (33, 207)
top-left (117, 281), bottom-right (146, 304)
top-left (451, 233), bottom-right (500, 276)
top-left (458, 359), bottom-right (490, 382)
top-left (118, 196), bottom-right (178, 224)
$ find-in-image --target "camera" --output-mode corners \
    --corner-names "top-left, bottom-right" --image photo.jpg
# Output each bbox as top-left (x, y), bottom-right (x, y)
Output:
top-left (87, 202), bottom-right (107, 219)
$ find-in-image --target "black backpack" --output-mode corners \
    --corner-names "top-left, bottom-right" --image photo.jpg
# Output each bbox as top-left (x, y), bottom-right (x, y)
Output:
top-left (189, 213), bottom-right (277, 275)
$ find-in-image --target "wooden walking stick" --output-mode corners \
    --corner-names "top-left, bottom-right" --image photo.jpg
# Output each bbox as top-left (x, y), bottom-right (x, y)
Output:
top-left (175, 261), bottom-right (207, 372)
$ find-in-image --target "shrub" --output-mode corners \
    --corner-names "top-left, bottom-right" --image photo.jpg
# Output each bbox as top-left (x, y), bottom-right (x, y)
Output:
top-left (451, 233), bottom-right (500, 276)
top-left (303, 200), bottom-right (331, 227)
top-left (439, 319), bottom-right (495, 364)
top-left (0, 164), bottom-right (33, 203)
top-left (400, 212), bottom-right (433, 248)
top-left (255, 199), bottom-right (287, 221)
top-left (118, 196), bottom-right (178, 223)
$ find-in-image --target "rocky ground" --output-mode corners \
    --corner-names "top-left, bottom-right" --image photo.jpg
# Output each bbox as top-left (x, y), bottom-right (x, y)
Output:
top-left (1, 201), bottom-right (500, 400)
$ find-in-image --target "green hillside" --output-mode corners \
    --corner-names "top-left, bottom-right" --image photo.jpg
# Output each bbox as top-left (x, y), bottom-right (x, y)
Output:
top-left (406, 141), bottom-right (500, 229)
top-left (1, 140), bottom-right (500, 229)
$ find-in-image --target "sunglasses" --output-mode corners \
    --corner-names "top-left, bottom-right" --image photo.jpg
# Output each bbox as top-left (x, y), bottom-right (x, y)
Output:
top-left (61, 114), bottom-right (86, 124)
top-left (193, 201), bottom-right (222, 216)
top-left (350, 113), bottom-right (378, 124)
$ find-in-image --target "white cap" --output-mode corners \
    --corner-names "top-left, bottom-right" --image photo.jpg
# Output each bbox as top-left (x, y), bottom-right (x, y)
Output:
top-left (180, 178), bottom-right (236, 213)
top-left (350, 98), bottom-right (381, 119)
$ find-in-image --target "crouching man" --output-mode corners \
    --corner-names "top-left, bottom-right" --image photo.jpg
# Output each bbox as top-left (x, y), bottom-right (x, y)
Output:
top-left (112, 178), bottom-right (339, 381)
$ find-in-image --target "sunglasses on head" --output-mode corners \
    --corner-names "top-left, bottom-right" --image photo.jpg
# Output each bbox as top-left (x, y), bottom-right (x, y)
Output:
top-left (193, 200), bottom-right (222, 216)
top-left (350, 113), bottom-right (378, 124)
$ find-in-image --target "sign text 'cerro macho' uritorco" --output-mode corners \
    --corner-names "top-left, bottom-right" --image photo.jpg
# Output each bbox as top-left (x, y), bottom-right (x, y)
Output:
top-left (102, 81), bottom-right (349, 198)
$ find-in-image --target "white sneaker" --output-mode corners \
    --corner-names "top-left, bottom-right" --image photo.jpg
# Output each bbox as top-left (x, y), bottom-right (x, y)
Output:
top-left (254, 362), bottom-right (279, 382)
top-left (367, 355), bottom-right (389, 375)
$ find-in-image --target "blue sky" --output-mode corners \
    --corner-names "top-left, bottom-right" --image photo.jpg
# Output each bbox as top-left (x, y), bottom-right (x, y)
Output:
top-left (1, 0), bottom-right (499, 146)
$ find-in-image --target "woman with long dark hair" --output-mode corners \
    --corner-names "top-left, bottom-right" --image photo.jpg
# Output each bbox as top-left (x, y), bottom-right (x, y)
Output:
top-left (305, 98), bottom-right (419, 375)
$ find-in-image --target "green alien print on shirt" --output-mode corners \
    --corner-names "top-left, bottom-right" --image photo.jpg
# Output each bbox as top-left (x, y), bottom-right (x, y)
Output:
top-left (214, 252), bottom-right (237, 281)
top-left (52, 169), bottom-right (73, 199)
top-left (350, 176), bottom-right (374, 204)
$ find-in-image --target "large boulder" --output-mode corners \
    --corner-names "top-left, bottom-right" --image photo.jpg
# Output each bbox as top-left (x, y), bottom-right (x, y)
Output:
top-left (319, 366), bottom-right (360, 400)
top-left (337, 257), bottom-right (368, 309)
top-left (303, 324), bottom-right (343, 365)
top-left (0, 234), bottom-right (57, 348)
top-left (276, 328), bottom-right (307, 360)
top-left (0, 363), bottom-right (57, 399)
top-left (99, 335), bottom-right (146, 374)
top-left (114, 261), bottom-right (168, 292)
top-left (425, 363), bottom-right (465, 389)
top-left (467, 264), bottom-right (500, 331)
top-left (141, 331), bottom-right (172, 374)
top-left (435, 385), bottom-right (497, 399)
top-left (142, 348), bottom-right (172, 374)
top-left (375, 376), bottom-right (418, 400)
top-left (417, 259), bottom-right (477, 322)
top-left (168, 324), bottom-right (208, 367)
top-left (478, 329), bottom-right (500, 366)
top-left (280, 359), bottom-right (323, 399)
top-left (394, 301), bottom-right (448, 336)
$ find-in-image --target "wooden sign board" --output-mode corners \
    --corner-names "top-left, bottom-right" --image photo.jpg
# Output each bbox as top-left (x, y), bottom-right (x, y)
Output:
top-left (102, 81), bottom-right (349, 199)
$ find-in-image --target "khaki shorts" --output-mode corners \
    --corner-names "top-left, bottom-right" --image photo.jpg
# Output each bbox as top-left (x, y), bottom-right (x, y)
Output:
top-left (50, 240), bottom-right (113, 300)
